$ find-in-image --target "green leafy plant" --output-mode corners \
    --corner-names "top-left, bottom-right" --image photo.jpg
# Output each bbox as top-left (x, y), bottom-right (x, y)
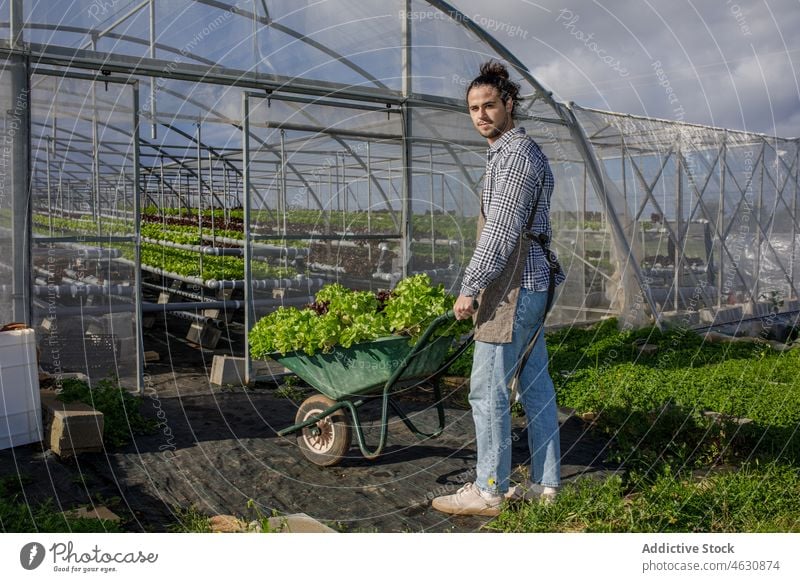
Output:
top-left (249, 275), bottom-right (472, 357)
top-left (58, 378), bottom-right (156, 447)
top-left (168, 505), bottom-right (212, 533)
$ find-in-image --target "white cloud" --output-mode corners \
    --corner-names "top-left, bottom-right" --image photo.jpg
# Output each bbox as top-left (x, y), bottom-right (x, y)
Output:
top-left (449, 0), bottom-right (800, 138)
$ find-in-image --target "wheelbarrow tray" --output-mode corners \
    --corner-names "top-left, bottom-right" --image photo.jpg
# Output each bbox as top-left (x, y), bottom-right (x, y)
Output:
top-left (271, 334), bottom-right (453, 400)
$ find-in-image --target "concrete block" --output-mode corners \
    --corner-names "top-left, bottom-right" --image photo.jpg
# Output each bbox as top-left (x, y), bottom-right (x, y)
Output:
top-left (266, 513), bottom-right (337, 533)
top-left (63, 505), bottom-right (120, 522)
top-left (158, 280), bottom-right (183, 305)
top-left (40, 390), bottom-right (104, 458)
top-left (699, 308), bottom-right (716, 324)
top-left (210, 356), bottom-right (275, 386)
top-left (210, 355), bottom-right (247, 386)
top-left (204, 289), bottom-right (236, 323)
top-left (186, 322), bottom-right (221, 349)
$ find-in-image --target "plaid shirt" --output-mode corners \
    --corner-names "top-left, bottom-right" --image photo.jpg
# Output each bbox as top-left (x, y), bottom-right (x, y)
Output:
top-left (460, 127), bottom-right (564, 297)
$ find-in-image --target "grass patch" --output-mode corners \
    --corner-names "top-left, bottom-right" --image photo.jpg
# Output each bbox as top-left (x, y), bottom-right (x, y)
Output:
top-left (490, 318), bottom-right (800, 532)
top-left (58, 378), bottom-right (156, 447)
top-left (546, 319), bottom-right (800, 467)
top-left (0, 476), bottom-right (122, 533)
top-left (168, 506), bottom-right (212, 533)
top-left (491, 463), bottom-right (800, 533)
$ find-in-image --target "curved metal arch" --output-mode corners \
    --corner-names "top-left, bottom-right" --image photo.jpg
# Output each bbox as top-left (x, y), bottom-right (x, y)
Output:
top-left (13, 1), bottom-right (394, 92)
top-left (196, 0), bottom-right (392, 91)
top-left (17, 22), bottom-right (217, 66)
top-left (422, 0), bottom-right (561, 112)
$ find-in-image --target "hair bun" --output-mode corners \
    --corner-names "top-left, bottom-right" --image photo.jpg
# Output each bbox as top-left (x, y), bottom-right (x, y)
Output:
top-left (479, 61), bottom-right (509, 80)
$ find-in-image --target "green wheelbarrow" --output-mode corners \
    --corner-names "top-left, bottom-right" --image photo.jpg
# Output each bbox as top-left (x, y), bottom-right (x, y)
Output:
top-left (274, 309), bottom-right (474, 466)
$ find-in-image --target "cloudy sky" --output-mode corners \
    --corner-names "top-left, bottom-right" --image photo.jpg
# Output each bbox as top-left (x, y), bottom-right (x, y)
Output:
top-left (449, 0), bottom-right (800, 138)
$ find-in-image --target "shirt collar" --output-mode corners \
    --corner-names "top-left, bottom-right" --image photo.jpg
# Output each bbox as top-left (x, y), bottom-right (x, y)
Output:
top-left (488, 126), bottom-right (526, 157)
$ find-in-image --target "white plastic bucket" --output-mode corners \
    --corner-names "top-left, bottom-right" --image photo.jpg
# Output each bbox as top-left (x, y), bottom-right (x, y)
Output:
top-left (0, 328), bottom-right (43, 450)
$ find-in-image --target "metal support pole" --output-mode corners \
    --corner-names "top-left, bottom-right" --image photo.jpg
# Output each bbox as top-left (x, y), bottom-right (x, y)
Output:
top-left (793, 145), bottom-right (799, 297)
top-left (401, 0), bottom-right (413, 277)
top-left (196, 121), bottom-right (203, 284)
top-left (149, 0), bottom-right (157, 140)
top-left (209, 150), bottom-right (214, 242)
top-left (8, 0), bottom-right (31, 324)
top-left (335, 151), bottom-right (341, 221)
top-left (242, 93), bottom-right (253, 385)
top-left (342, 151), bottom-right (348, 228)
top-left (367, 141), bottom-right (372, 264)
top-left (582, 163), bottom-right (588, 282)
top-left (675, 140), bottom-right (682, 312)
top-left (430, 143), bottom-right (435, 264)
top-left (280, 128), bottom-right (287, 238)
top-left (279, 129), bottom-right (287, 270)
top-left (132, 83), bottom-right (145, 395)
top-left (717, 138), bottom-right (726, 307)
top-left (223, 166), bottom-right (229, 223)
top-left (440, 172), bottom-right (445, 217)
top-left (326, 166), bottom-right (332, 237)
top-left (91, 41), bottom-right (101, 229)
top-left (46, 137), bottom-right (53, 236)
top-left (756, 141), bottom-right (765, 301)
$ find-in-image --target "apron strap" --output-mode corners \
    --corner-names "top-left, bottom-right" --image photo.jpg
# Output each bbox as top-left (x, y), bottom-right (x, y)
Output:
top-left (509, 166), bottom-right (557, 401)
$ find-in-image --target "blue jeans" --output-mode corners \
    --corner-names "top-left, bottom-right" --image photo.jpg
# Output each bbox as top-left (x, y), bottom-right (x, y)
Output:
top-left (469, 288), bottom-right (561, 494)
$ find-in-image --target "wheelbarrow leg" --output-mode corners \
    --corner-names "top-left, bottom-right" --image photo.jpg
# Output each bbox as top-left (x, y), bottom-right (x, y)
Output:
top-left (340, 398), bottom-right (389, 461)
top-left (387, 380), bottom-right (446, 439)
top-left (343, 379), bottom-right (447, 460)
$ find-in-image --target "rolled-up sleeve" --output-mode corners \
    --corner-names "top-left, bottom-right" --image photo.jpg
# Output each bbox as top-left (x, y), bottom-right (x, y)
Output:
top-left (460, 151), bottom-right (543, 297)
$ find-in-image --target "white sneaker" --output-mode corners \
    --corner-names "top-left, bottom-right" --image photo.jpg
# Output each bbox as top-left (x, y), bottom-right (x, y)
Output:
top-left (505, 481), bottom-right (558, 505)
top-left (431, 482), bottom-right (504, 517)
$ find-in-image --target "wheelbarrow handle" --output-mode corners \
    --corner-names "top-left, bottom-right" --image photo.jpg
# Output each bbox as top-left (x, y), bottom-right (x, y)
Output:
top-left (444, 298), bottom-right (479, 321)
top-left (385, 298), bottom-right (478, 392)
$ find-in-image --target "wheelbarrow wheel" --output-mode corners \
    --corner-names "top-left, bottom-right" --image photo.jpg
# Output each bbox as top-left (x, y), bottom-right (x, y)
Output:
top-left (295, 395), bottom-right (351, 467)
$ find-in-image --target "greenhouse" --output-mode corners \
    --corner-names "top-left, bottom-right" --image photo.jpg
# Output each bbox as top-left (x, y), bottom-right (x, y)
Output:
top-left (1, 1), bottom-right (797, 393)
top-left (2, 0), bottom-right (800, 545)
top-left (0, 1), bottom-right (798, 377)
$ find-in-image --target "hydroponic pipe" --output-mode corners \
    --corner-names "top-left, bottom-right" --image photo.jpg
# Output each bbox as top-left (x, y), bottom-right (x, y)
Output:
top-left (140, 236), bottom-right (310, 258)
top-left (199, 234), bottom-right (310, 258)
top-left (141, 295), bottom-right (315, 313)
top-left (31, 246), bottom-right (122, 260)
top-left (3, 284), bottom-right (135, 297)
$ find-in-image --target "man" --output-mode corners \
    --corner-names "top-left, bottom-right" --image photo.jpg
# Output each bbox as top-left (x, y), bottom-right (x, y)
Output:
top-left (431, 61), bottom-right (564, 517)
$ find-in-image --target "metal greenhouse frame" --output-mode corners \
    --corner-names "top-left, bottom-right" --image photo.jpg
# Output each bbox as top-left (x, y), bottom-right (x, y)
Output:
top-left (1, 0), bottom-right (797, 393)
